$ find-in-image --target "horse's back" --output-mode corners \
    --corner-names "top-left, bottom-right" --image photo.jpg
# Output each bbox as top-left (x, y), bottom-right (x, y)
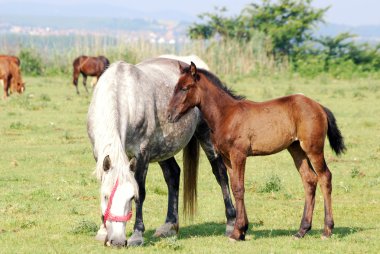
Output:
top-left (0, 55), bottom-right (20, 66)
top-left (158, 54), bottom-right (210, 70)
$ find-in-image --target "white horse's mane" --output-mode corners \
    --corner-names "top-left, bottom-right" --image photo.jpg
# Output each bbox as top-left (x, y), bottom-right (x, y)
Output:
top-left (88, 62), bottom-right (138, 197)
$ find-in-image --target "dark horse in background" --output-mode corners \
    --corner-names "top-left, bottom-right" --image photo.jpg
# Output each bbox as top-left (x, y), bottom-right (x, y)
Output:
top-left (72, 55), bottom-right (110, 94)
top-left (167, 62), bottom-right (346, 241)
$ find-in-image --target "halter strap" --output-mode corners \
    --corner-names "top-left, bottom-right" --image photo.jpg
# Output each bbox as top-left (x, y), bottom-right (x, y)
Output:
top-left (103, 179), bottom-right (133, 228)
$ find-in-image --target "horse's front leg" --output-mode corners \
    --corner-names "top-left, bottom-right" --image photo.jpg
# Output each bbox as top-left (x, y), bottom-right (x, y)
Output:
top-left (153, 157), bottom-right (180, 237)
top-left (127, 153), bottom-right (149, 247)
top-left (224, 151), bottom-right (248, 241)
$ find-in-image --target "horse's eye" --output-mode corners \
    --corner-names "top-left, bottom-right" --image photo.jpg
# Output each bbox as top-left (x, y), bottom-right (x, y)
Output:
top-left (181, 86), bottom-right (190, 92)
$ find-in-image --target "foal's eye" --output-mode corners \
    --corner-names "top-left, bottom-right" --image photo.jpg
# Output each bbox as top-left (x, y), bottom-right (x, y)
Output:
top-left (181, 86), bottom-right (190, 92)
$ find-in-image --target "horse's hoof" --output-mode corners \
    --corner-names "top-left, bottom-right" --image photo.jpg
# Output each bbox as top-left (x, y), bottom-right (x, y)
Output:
top-left (228, 237), bottom-right (237, 242)
top-left (225, 224), bottom-right (234, 237)
top-left (293, 231), bottom-right (305, 239)
top-left (127, 231), bottom-right (144, 247)
top-left (321, 233), bottom-right (332, 240)
top-left (228, 231), bottom-right (244, 241)
top-left (95, 224), bottom-right (107, 242)
top-left (153, 223), bottom-right (178, 238)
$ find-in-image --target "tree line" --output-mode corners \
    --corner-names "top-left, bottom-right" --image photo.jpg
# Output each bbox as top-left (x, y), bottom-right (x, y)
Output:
top-left (188, 0), bottom-right (380, 77)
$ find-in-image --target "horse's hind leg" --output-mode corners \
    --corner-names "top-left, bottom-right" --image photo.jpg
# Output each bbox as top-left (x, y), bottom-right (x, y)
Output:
top-left (73, 69), bottom-right (80, 95)
top-left (306, 151), bottom-right (334, 238)
top-left (82, 74), bottom-right (89, 93)
top-left (288, 142), bottom-right (318, 238)
top-left (154, 157), bottom-right (180, 237)
top-left (195, 121), bottom-right (236, 236)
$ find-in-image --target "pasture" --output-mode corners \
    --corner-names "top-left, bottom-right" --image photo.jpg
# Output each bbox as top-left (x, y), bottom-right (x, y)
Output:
top-left (0, 73), bottom-right (379, 253)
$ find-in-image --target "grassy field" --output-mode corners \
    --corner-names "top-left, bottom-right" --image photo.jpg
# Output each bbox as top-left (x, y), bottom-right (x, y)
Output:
top-left (0, 73), bottom-right (379, 253)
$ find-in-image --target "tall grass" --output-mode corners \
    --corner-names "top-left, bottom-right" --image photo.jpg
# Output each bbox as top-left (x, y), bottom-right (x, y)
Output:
top-left (0, 33), bottom-right (285, 77)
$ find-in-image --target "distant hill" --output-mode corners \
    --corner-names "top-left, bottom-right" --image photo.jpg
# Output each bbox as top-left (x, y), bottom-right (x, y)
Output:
top-left (0, 3), bottom-right (379, 42)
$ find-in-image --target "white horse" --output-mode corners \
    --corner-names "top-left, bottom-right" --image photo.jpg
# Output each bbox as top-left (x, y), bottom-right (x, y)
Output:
top-left (159, 54), bottom-right (210, 70)
top-left (87, 57), bottom-right (235, 247)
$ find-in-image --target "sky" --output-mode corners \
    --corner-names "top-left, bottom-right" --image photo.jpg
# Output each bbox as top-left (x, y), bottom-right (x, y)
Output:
top-left (1, 0), bottom-right (380, 26)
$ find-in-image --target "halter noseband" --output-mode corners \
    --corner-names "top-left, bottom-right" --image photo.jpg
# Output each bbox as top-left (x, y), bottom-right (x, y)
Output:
top-left (103, 179), bottom-right (133, 227)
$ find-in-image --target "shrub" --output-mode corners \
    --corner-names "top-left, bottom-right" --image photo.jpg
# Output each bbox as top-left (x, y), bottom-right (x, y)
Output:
top-left (259, 174), bottom-right (282, 193)
top-left (19, 48), bottom-right (44, 76)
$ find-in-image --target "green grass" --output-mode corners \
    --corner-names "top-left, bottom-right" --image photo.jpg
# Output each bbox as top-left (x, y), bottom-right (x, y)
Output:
top-left (0, 74), bottom-right (379, 253)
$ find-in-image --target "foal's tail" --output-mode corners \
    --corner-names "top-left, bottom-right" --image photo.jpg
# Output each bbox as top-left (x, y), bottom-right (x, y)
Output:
top-left (323, 106), bottom-right (346, 156)
top-left (183, 136), bottom-right (200, 219)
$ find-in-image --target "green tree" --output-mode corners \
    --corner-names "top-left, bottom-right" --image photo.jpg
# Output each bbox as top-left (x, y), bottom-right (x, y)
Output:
top-left (242, 0), bottom-right (327, 58)
top-left (188, 7), bottom-right (249, 41)
top-left (315, 32), bottom-right (356, 71)
top-left (188, 0), bottom-right (328, 61)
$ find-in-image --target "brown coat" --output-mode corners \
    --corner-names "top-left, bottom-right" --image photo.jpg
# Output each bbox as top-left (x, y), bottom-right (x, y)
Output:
top-left (0, 55), bottom-right (21, 66)
top-left (0, 58), bottom-right (24, 98)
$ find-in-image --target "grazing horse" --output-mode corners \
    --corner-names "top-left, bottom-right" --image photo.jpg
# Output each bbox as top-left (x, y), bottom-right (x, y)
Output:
top-left (0, 55), bottom-right (21, 66)
top-left (0, 58), bottom-right (25, 99)
top-left (87, 58), bottom-right (236, 247)
top-left (167, 62), bottom-right (346, 241)
top-left (72, 55), bottom-right (110, 94)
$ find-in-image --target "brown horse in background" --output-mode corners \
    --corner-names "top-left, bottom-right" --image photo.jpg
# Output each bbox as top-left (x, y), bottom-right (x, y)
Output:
top-left (72, 55), bottom-right (110, 94)
top-left (167, 62), bottom-right (346, 241)
top-left (0, 55), bottom-right (21, 66)
top-left (0, 58), bottom-right (25, 99)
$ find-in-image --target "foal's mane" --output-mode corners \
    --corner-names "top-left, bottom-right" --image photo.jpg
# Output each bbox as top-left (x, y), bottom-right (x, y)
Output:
top-left (188, 67), bottom-right (245, 100)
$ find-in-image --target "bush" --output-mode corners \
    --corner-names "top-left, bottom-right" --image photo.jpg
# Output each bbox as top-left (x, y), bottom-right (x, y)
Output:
top-left (259, 175), bottom-right (282, 193)
top-left (19, 48), bottom-right (44, 76)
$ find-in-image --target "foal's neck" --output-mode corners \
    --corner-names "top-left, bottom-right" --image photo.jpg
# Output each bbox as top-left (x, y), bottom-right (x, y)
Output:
top-left (197, 76), bottom-right (238, 131)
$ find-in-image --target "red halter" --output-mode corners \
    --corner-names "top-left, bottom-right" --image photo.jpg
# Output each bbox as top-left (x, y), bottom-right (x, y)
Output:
top-left (103, 179), bottom-right (133, 228)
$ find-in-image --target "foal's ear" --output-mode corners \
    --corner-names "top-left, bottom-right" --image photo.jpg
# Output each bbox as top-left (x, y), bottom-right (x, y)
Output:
top-left (190, 61), bottom-right (198, 78)
top-left (103, 155), bottom-right (111, 172)
top-left (129, 157), bottom-right (137, 173)
top-left (178, 61), bottom-right (185, 74)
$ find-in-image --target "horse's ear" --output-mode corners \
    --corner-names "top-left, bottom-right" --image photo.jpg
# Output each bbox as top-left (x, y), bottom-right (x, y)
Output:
top-left (178, 61), bottom-right (185, 74)
top-left (129, 157), bottom-right (137, 173)
top-left (190, 61), bottom-right (197, 78)
top-left (103, 155), bottom-right (111, 172)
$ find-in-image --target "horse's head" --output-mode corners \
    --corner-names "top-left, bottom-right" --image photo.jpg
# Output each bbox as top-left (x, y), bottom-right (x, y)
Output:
top-left (99, 155), bottom-right (138, 247)
top-left (167, 61), bottom-right (200, 123)
top-left (16, 81), bottom-right (25, 94)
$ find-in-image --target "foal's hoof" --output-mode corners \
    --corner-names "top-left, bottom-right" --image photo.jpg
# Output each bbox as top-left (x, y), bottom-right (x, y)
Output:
top-left (321, 232), bottom-right (332, 240)
top-left (95, 224), bottom-right (107, 242)
top-left (153, 223), bottom-right (178, 238)
top-left (127, 231), bottom-right (144, 247)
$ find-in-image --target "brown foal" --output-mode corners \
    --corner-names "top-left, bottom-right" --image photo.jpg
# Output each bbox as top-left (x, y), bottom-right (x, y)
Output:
top-left (167, 62), bottom-right (346, 241)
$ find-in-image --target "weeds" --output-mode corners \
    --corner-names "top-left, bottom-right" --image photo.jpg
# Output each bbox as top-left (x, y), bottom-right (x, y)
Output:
top-left (259, 175), bottom-right (282, 193)
top-left (70, 220), bottom-right (98, 236)
top-left (154, 236), bottom-right (182, 251)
